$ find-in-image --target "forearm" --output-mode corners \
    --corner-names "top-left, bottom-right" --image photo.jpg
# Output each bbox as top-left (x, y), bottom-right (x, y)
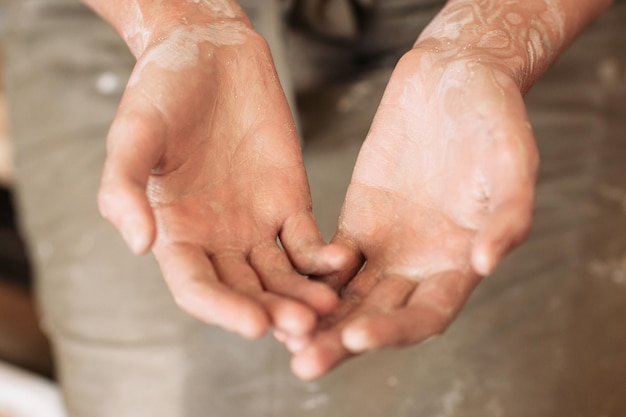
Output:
top-left (415, 0), bottom-right (614, 92)
top-left (81, 0), bottom-right (250, 57)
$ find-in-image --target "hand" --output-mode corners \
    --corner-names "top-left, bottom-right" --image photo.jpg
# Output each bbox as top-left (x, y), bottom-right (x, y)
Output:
top-left (97, 15), bottom-right (345, 339)
top-left (288, 47), bottom-right (539, 379)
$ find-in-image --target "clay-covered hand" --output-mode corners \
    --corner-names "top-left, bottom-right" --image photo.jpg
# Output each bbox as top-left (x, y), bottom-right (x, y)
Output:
top-left (283, 0), bottom-right (614, 380)
top-left (288, 44), bottom-right (539, 379)
top-left (96, 4), bottom-right (345, 339)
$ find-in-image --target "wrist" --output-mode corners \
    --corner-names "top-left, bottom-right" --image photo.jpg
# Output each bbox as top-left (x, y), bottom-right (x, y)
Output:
top-left (411, 0), bottom-right (567, 93)
top-left (83, 0), bottom-right (253, 57)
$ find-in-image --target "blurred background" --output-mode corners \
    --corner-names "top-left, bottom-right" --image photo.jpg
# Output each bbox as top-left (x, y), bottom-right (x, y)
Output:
top-left (0, 0), bottom-right (65, 415)
top-left (0, 1), bottom-right (64, 416)
top-left (0, 1), bottom-right (626, 417)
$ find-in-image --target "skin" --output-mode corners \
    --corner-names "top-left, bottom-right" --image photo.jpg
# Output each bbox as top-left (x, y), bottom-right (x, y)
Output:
top-left (82, 0), bottom-right (613, 379)
top-left (83, 0), bottom-right (351, 340)
top-left (287, 0), bottom-right (614, 380)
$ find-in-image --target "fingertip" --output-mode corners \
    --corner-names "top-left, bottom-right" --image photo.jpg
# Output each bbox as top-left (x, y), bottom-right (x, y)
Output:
top-left (281, 213), bottom-right (361, 276)
top-left (341, 319), bottom-right (374, 353)
top-left (229, 304), bottom-right (271, 340)
top-left (279, 308), bottom-right (317, 338)
top-left (239, 320), bottom-right (270, 340)
top-left (471, 246), bottom-right (495, 277)
top-left (100, 198), bottom-right (154, 255)
top-left (472, 199), bottom-right (534, 276)
top-left (274, 330), bottom-right (311, 353)
top-left (121, 216), bottom-right (154, 255)
top-left (274, 329), bottom-right (288, 343)
top-left (291, 348), bottom-right (324, 381)
top-left (98, 179), bottom-right (156, 255)
top-left (174, 290), bottom-right (270, 340)
top-left (264, 294), bottom-right (318, 338)
top-left (237, 302), bottom-right (275, 340)
top-left (317, 243), bottom-right (356, 271)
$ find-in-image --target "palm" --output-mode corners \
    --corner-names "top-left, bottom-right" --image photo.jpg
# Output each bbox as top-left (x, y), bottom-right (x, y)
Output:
top-left (290, 49), bottom-right (539, 380)
top-left (99, 28), bottom-right (343, 340)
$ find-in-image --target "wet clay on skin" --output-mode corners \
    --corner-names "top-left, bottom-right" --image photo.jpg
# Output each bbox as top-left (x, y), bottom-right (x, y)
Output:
top-left (120, 0), bottom-right (254, 87)
top-left (120, 0), bottom-right (249, 58)
top-left (345, 1), bottom-right (567, 242)
top-left (417, 0), bottom-right (566, 91)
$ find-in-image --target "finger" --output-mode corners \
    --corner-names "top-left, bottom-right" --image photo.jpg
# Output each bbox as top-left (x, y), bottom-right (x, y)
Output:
top-left (212, 252), bottom-right (317, 337)
top-left (249, 244), bottom-right (338, 315)
top-left (153, 242), bottom-right (270, 339)
top-left (291, 329), bottom-right (353, 381)
top-left (339, 264), bottom-right (386, 301)
top-left (274, 329), bottom-right (288, 343)
top-left (312, 234), bottom-right (365, 293)
top-left (342, 270), bottom-right (480, 352)
top-left (260, 292), bottom-right (318, 337)
top-left (340, 268), bottom-right (418, 353)
top-left (280, 211), bottom-right (358, 276)
top-left (289, 275), bottom-right (390, 380)
top-left (289, 268), bottom-right (390, 380)
top-left (98, 101), bottom-right (166, 254)
top-left (471, 195), bottom-right (534, 276)
top-left (342, 274), bottom-right (418, 316)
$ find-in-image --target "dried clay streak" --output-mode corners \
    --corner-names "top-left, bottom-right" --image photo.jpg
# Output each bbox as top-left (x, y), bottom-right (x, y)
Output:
top-left (128, 22), bottom-right (252, 86)
top-left (189, 0), bottom-right (241, 19)
top-left (417, 0), bottom-right (566, 90)
top-left (121, 0), bottom-right (246, 56)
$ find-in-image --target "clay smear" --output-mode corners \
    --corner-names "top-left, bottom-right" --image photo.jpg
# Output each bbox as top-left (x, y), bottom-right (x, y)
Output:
top-left (416, 0), bottom-right (566, 89)
top-left (189, 0), bottom-right (241, 19)
top-left (128, 22), bottom-right (251, 86)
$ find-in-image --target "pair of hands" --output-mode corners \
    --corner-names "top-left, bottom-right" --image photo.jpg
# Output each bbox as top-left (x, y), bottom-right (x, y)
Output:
top-left (97, 19), bottom-right (538, 380)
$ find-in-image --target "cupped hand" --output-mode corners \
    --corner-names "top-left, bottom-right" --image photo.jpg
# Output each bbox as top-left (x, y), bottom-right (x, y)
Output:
top-left (97, 16), bottom-right (346, 339)
top-left (288, 47), bottom-right (539, 379)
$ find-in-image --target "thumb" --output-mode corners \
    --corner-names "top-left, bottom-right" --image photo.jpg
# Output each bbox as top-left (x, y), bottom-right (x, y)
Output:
top-left (98, 102), bottom-right (166, 254)
top-left (471, 195), bottom-right (534, 276)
